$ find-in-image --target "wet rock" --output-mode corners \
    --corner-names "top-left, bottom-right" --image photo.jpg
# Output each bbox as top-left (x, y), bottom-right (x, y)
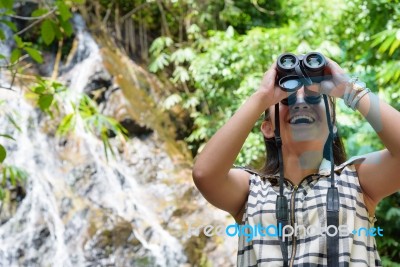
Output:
top-left (0, 184), bottom-right (27, 225)
top-left (83, 68), bottom-right (113, 104)
top-left (120, 118), bottom-right (153, 138)
top-left (83, 215), bottom-right (160, 267)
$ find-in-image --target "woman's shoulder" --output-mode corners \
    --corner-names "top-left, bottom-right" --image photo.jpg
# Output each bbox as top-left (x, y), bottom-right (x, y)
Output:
top-left (319, 156), bottom-right (367, 176)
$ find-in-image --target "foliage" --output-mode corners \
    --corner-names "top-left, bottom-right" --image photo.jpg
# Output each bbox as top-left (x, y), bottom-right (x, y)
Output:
top-left (0, 165), bottom-right (28, 201)
top-left (24, 77), bottom-right (67, 117)
top-left (0, 134), bottom-right (15, 164)
top-left (147, 0), bottom-right (400, 262)
top-left (375, 192), bottom-right (400, 264)
top-left (57, 94), bottom-right (128, 160)
top-left (0, 0), bottom-right (124, 213)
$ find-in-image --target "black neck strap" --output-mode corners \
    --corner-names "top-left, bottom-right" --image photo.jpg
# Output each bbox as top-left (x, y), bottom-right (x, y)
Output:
top-left (274, 95), bottom-right (339, 266)
top-left (323, 95), bottom-right (340, 267)
top-left (274, 103), bottom-right (289, 267)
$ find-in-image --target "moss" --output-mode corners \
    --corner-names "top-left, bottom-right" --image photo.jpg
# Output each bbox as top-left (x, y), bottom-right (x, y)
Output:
top-left (184, 234), bottom-right (209, 267)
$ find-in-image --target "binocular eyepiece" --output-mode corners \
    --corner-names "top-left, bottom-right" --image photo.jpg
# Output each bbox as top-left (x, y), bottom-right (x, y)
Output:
top-left (276, 52), bottom-right (327, 105)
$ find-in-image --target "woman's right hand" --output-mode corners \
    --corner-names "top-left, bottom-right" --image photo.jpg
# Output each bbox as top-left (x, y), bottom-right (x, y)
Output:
top-left (256, 63), bottom-right (292, 108)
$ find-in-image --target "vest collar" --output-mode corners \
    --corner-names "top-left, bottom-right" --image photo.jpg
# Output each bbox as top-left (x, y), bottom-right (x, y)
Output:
top-left (319, 156), bottom-right (366, 176)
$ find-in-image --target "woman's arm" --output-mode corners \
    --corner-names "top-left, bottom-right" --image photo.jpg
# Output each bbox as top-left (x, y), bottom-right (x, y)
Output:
top-left (192, 64), bottom-right (287, 220)
top-left (323, 59), bottom-right (400, 212)
top-left (354, 92), bottom-right (400, 207)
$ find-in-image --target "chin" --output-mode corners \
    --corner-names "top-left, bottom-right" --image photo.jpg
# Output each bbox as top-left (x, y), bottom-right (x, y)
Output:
top-left (288, 123), bottom-right (327, 143)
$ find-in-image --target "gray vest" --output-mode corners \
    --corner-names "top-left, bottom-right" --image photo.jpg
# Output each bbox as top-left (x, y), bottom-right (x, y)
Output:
top-left (237, 158), bottom-right (382, 266)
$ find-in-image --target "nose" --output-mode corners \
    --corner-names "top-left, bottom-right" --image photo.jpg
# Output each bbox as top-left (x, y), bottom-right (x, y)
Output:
top-left (290, 88), bottom-right (310, 110)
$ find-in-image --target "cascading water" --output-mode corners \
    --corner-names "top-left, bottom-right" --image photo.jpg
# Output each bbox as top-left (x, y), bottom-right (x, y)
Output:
top-left (0, 15), bottom-right (189, 267)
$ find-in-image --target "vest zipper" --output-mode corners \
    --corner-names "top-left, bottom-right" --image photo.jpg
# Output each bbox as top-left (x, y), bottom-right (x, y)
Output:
top-left (274, 173), bottom-right (319, 267)
top-left (289, 184), bottom-right (298, 267)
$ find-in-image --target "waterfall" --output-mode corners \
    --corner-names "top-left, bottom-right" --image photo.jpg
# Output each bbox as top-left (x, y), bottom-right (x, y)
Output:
top-left (0, 14), bottom-right (188, 267)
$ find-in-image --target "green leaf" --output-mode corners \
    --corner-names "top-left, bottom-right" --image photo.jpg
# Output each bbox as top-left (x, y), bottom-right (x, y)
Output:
top-left (226, 26), bottom-right (235, 38)
top-left (32, 8), bottom-right (49, 17)
top-left (53, 24), bottom-right (63, 40)
top-left (170, 48), bottom-right (196, 64)
top-left (16, 167), bottom-right (28, 181)
top-left (0, 134), bottom-right (15, 141)
top-left (379, 36), bottom-right (396, 54)
top-left (41, 20), bottom-right (55, 45)
top-left (13, 35), bottom-right (23, 48)
top-left (0, 20), bottom-right (17, 31)
top-left (56, 113), bottom-right (76, 136)
top-left (10, 48), bottom-right (21, 63)
top-left (57, 1), bottom-right (72, 21)
top-left (163, 93), bottom-right (182, 109)
top-left (0, 0), bottom-right (14, 9)
top-left (172, 66), bottom-right (190, 83)
top-left (6, 114), bottom-right (21, 132)
top-left (60, 20), bottom-right (73, 37)
top-left (149, 37), bottom-right (173, 54)
top-left (32, 84), bottom-right (46, 94)
top-left (1, 168), bottom-right (5, 186)
top-left (9, 167), bottom-right (15, 185)
top-left (389, 39), bottom-right (400, 56)
top-left (149, 53), bottom-right (170, 72)
top-left (0, 30), bottom-right (5, 41)
top-left (0, 188), bottom-right (5, 201)
top-left (24, 47), bottom-right (43, 63)
top-left (38, 94), bottom-right (54, 111)
top-left (0, 145), bottom-right (6, 163)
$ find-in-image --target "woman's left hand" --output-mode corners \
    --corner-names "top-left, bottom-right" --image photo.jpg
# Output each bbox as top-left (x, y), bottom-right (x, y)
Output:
top-left (307, 57), bottom-right (350, 98)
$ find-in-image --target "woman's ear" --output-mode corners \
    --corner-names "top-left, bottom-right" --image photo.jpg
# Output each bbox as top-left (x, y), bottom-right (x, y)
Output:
top-left (261, 120), bottom-right (275, 138)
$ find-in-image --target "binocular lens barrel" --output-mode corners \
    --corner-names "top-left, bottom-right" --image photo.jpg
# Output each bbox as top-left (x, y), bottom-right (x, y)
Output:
top-left (280, 55), bottom-right (297, 68)
top-left (276, 51), bottom-right (327, 97)
top-left (277, 53), bottom-right (298, 72)
top-left (303, 52), bottom-right (326, 72)
top-left (279, 75), bottom-right (302, 92)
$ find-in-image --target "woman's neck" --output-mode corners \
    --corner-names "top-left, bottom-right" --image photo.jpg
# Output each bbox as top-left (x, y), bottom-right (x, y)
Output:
top-left (282, 151), bottom-right (324, 185)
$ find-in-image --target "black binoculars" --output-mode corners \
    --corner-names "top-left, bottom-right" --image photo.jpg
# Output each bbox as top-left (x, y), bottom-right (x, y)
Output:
top-left (276, 52), bottom-right (327, 105)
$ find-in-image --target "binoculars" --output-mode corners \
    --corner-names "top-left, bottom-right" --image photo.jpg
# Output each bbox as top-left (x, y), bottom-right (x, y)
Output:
top-left (276, 52), bottom-right (327, 105)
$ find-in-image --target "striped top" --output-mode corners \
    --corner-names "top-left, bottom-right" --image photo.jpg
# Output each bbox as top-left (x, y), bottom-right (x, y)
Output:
top-left (237, 158), bottom-right (382, 266)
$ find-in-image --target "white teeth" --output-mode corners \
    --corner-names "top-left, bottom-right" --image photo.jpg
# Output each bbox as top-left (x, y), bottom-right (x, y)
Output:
top-left (289, 115), bottom-right (315, 124)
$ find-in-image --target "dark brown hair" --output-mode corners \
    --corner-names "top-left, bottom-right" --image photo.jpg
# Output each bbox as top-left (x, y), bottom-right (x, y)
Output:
top-left (259, 97), bottom-right (347, 175)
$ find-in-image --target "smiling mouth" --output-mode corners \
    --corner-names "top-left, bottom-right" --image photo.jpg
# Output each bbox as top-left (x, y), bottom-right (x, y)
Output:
top-left (288, 115), bottom-right (316, 125)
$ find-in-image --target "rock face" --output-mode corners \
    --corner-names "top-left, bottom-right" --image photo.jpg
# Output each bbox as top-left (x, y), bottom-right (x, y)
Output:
top-left (0, 14), bottom-right (237, 267)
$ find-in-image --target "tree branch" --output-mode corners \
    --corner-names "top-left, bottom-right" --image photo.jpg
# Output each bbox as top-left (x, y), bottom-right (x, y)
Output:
top-left (251, 0), bottom-right (276, 15)
top-left (15, 8), bottom-right (56, 36)
top-left (156, 0), bottom-right (171, 37)
top-left (7, 7), bottom-right (57, 20)
top-left (120, 2), bottom-right (152, 22)
top-left (51, 38), bottom-right (63, 80)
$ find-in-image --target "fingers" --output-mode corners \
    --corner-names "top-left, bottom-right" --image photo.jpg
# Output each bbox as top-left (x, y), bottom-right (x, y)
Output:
top-left (264, 62), bottom-right (277, 78)
top-left (269, 62), bottom-right (277, 70)
top-left (320, 80), bottom-right (336, 96)
top-left (260, 63), bottom-right (278, 89)
top-left (325, 58), bottom-right (345, 75)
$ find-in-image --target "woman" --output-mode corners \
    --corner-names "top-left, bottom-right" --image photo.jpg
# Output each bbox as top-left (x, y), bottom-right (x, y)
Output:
top-left (192, 56), bottom-right (400, 266)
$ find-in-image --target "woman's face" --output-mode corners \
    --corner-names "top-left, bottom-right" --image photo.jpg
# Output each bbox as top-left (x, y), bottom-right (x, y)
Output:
top-left (263, 87), bottom-right (330, 152)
